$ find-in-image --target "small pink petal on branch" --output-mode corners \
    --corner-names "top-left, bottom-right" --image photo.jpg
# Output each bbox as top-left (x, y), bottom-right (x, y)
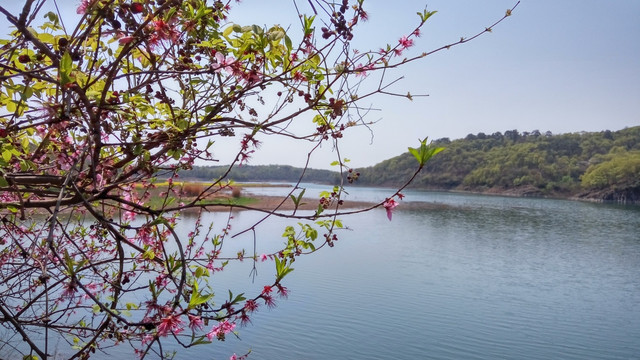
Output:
top-left (383, 198), bottom-right (399, 221)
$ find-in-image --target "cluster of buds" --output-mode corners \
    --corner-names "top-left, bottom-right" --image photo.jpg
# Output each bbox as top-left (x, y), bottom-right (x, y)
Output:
top-left (319, 191), bottom-right (344, 210)
top-left (324, 233), bottom-right (339, 247)
top-left (347, 168), bottom-right (360, 183)
top-left (321, 0), bottom-right (353, 40)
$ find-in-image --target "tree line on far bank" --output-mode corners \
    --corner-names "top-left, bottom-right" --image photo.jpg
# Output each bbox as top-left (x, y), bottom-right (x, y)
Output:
top-left (184, 164), bottom-right (342, 184)
top-left (358, 126), bottom-right (640, 202)
top-left (186, 127), bottom-right (640, 203)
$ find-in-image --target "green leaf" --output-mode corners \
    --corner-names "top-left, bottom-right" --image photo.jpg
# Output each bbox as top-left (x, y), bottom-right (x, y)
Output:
top-left (284, 35), bottom-right (293, 51)
top-left (223, 26), bottom-right (234, 38)
top-left (0, 176), bottom-right (8, 187)
top-left (408, 137), bottom-right (444, 167)
top-left (231, 292), bottom-right (246, 304)
top-left (188, 284), bottom-right (213, 308)
top-left (6, 101), bottom-right (16, 113)
top-left (148, 216), bottom-right (170, 227)
top-left (418, 9), bottom-right (437, 22)
top-left (188, 294), bottom-right (210, 308)
top-left (290, 188), bottom-right (305, 209)
top-left (282, 225), bottom-right (296, 239)
top-left (142, 248), bottom-right (155, 260)
top-left (309, 54), bottom-right (321, 66)
top-left (63, 250), bottom-right (75, 276)
top-left (165, 7), bottom-right (178, 21)
top-left (303, 15), bottom-right (315, 36)
top-left (274, 256), bottom-right (294, 281)
top-left (59, 52), bottom-right (73, 86)
top-left (36, 32), bottom-right (55, 45)
top-left (268, 30), bottom-right (285, 41)
top-left (190, 336), bottom-right (212, 346)
top-left (252, 24), bottom-right (264, 35)
top-left (20, 86), bottom-right (33, 101)
top-left (315, 203), bottom-right (324, 216)
top-left (44, 11), bottom-right (59, 24)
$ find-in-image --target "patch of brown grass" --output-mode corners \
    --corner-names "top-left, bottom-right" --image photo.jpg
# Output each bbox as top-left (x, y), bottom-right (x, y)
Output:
top-left (182, 183), bottom-right (205, 197)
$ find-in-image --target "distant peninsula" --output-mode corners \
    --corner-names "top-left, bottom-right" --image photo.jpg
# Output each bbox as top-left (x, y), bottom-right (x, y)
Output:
top-left (183, 127), bottom-right (640, 204)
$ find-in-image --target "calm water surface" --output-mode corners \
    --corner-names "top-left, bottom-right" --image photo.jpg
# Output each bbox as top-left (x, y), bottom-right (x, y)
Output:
top-left (167, 186), bottom-right (640, 360)
top-left (42, 186), bottom-right (638, 359)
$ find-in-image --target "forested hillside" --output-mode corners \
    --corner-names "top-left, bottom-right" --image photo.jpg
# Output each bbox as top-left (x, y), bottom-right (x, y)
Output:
top-left (355, 127), bottom-right (640, 202)
top-left (185, 127), bottom-right (640, 203)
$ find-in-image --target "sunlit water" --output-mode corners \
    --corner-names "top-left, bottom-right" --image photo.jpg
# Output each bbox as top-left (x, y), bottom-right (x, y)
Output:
top-left (18, 186), bottom-right (640, 359)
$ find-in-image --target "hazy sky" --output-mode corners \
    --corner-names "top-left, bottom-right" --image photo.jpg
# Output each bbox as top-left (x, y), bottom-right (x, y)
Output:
top-left (2, 1), bottom-right (638, 170)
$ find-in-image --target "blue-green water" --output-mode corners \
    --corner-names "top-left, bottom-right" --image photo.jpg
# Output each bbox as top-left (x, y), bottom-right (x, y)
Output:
top-left (172, 187), bottom-right (640, 359)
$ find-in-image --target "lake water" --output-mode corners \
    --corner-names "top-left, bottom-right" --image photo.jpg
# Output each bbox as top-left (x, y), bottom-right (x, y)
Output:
top-left (167, 186), bottom-right (640, 359)
top-left (20, 186), bottom-right (639, 359)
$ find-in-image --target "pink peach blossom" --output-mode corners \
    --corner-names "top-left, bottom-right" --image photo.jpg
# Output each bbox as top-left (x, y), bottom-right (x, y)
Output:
top-left (156, 315), bottom-right (183, 337)
top-left (383, 198), bottom-right (399, 221)
top-left (399, 35), bottom-right (414, 49)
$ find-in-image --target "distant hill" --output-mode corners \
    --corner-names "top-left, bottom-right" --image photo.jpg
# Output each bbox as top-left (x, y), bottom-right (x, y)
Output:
top-left (356, 127), bottom-right (640, 203)
top-left (183, 164), bottom-right (341, 184)
top-left (183, 127), bottom-right (640, 203)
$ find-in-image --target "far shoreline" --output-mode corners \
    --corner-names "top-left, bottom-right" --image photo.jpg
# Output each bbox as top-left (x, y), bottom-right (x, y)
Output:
top-left (170, 182), bottom-right (640, 212)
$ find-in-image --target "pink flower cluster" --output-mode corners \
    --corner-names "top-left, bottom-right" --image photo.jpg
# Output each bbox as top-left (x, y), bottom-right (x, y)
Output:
top-left (76, 0), bottom-right (94, 14)
top-left (207, 320), bottom-right (236, 340)
top-left (149, 19), bottom-right (180, 48)
top-left (188, 314), bottom-right (204, 331)
top-left (156, 315), bottom-right (183, 337)
top-left (394, 35), bottom-right (415, 56)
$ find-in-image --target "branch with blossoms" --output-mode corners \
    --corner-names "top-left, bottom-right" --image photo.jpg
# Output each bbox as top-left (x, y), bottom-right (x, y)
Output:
top-left (0, 0), bottom-right (515, 358)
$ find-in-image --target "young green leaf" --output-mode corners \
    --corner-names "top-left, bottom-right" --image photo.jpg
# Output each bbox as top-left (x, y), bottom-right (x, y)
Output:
top-left (59, 52), bottom-right (73, 86)
top-left (408, 137), bottom-right (444, 167)
top-left (290, 188), bottom-right (306, 211)
top-left (274, 256), bottom-right (294, 281)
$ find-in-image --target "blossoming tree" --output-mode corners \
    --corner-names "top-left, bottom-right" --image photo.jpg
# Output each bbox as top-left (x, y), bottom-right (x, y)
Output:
top-left (0, 0), bottom-right (516, 358)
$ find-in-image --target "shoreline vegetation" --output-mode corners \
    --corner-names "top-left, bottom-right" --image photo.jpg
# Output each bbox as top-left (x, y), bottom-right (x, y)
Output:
top-left (150, 182), bottom-right (637, 217)
top-left (181, 126), bottom-right (640, 205)
top-left (145, 182), bottom-right (378, 212)
top-left (147, 182), bottom-right (466, 213)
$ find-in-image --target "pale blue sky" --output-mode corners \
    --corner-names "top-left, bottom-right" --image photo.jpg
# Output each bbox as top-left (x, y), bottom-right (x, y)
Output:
top-left (2, 1), bottom-right (638, 170)
top-left (229, 0), bottom-right (640, 169)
